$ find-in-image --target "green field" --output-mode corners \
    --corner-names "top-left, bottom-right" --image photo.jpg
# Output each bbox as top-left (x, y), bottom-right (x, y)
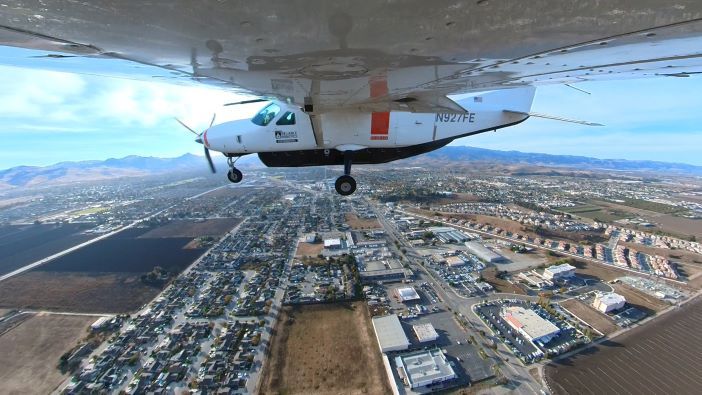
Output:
top-left (619, 198), bottom-right (686, 215)
top-left (557, 204), bottom-right (630, 222)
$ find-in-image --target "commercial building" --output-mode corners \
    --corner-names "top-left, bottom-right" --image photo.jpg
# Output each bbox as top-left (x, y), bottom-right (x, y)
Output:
top-left (593, 292), bottom-right (626, 313)
top-left (429, 227), bottom-right (470, 243)
top-left (323, 238), bottom-right (342, 249)
top-left (464, 241), bottom-right (504, 263)
top-left (445, 256), bottom-right (466, 267)
top-left (395, 349), bottom-right (456, 389)
top-left (501, 306), bottom-right (560, 344)
top-left (359, 268), bottom-right (410, 283)
top-left (372, 314), bottom-right (410, 352)
top-left (413, 323), bottom-right (439, 343)
top-left (395, 286), bottom-right (421, 302)
top-left (543, 263), bottom-right (576, 280)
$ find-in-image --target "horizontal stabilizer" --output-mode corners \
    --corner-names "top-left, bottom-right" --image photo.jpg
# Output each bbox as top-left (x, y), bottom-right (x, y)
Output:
top-left (503, 110), bottom-right (603, 126)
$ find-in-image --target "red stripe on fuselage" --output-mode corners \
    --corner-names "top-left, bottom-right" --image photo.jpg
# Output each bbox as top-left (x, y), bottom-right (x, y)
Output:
top-left (371, 112), bottom-right (390, 135)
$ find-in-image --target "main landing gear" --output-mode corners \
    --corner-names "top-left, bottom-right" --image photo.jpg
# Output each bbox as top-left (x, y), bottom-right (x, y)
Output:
top-left (335, 151), bottom-right (357, 196)
top-left (227, 157), bottom-right (243, 184)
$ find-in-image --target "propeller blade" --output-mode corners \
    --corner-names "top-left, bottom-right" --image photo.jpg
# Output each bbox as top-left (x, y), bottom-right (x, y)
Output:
top-left (204, 147), bottom-right (216, 173)
top-left (208, 113), bottom-right (216, 129)
top-left (223, 98), bottom-right (267, 106)
top-left (175, 118), bottom-right (199, 135)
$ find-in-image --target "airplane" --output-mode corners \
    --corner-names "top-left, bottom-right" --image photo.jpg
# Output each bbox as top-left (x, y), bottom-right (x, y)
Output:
top-left (1, 1), bottom-right (702, 195)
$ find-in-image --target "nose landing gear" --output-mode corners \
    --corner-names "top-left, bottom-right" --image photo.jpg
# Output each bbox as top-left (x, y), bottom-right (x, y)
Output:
top-left (334, 151), bottom-right (357, 196)
top-left (227, 157), bottom-right (243, 184)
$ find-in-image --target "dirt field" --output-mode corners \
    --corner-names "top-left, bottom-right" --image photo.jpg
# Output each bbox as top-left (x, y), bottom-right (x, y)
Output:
top-left (139, 218), bottom-right (241, 238)
top-left (611, 283), bottom-right (669, 314)
top-left (560, 299), bottom-right (619, 335)
top-left (0, 313), bottom-right (96, 395)
top-left (482, 266), bottom-right (526, 294)
top-left (344, 213), bottom-right (381, 230)
top-left (546, 296), bottom-right (702, 395)
top-left (260, 302), bottom-right (391, 395)
top-left (0, 272), bottom-right (162, 313)
top-left (295, 242), bottom-right (324, 257)
top-left (567, 259), bottom-right (629, 282)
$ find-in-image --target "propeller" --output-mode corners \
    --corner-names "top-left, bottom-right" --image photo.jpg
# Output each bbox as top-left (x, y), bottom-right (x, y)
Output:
top-left (175, 114), bottom-right (217, 173)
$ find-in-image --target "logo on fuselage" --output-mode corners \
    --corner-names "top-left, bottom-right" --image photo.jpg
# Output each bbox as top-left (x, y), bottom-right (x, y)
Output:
top-left (275, 130), bottom-right (298, 143)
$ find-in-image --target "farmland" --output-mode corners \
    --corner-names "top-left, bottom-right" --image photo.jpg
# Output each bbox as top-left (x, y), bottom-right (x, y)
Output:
top-left (260, 302), bottom-right (390, 395)
top-left (0, 272), bottom-right (163, 313)
top-left (33, 227), bottom-right (204, 273)
top-left (139, 217), bottom-right (241, 238)
top-left (545, 296), bottom-right (702, 395)
top-left (0, 223), bottom-right (96, 276)
top-left (0, 223), bottom-right (208, 313)
top-left (0, 313), bottom-right (97, 394)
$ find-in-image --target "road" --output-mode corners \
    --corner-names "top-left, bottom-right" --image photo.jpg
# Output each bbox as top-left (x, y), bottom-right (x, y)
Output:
top-left (372, 202), bottom-right (544, 394)
top-left (0, 185), bottom-right (227, 283)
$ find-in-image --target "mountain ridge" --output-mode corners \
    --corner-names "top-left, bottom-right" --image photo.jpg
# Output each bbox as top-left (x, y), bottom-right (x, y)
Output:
top-left (1, 146), bottom-right (700, 189)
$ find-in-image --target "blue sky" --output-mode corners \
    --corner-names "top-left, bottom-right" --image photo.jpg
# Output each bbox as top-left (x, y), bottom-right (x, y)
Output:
top-left (1, 56), bottom-right (701, 169)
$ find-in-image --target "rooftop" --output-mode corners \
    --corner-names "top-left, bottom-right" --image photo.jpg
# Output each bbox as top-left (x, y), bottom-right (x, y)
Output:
top-left (413, 323), bottom-right (439, 342)
top-left (396, 286), bottom-right (420, 301)
top-left (395, 349), bottom-right (456, 388)
top-left (545, 263), bottom-right (576, 274)
top-left (598, 292), bottom-right (626, 305)
top-left (371, 314), bottom-right (410, 351)
top-left (502, 306), bottom-right (560, 341)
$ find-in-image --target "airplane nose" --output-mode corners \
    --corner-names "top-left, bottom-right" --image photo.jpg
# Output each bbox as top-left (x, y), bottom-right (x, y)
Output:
top-left (195, 136), bottom-right (203, 144)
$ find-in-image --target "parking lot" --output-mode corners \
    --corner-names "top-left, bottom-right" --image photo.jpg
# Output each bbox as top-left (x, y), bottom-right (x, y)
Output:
top-left (475, 300), bottom-right (585, 363)
top-left (401, 311), bottom-right (494, 383)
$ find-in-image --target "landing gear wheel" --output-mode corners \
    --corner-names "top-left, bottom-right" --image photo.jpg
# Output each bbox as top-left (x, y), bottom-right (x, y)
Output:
top-left (227, 168), bottom-right (243, 183)
top-left (335, 175), bottom-right (356, 196)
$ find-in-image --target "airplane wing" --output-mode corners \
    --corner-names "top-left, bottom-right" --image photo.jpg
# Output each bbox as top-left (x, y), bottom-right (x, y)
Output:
top-left (1, 1), bottom-right (702, 111)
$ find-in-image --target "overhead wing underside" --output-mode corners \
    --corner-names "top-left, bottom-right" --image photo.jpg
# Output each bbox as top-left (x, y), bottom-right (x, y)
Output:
top-left (1, 1), bottom-right (702, 111)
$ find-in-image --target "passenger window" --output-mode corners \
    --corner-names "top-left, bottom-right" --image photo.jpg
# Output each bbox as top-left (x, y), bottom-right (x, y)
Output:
top-left (251, 103), bottom-right (281, 126)
top-left (276, 111), bottom-right (296, 126)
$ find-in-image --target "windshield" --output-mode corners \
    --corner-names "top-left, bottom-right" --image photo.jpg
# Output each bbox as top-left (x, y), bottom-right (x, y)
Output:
top-left (251, 103), bottom-right (281, 126)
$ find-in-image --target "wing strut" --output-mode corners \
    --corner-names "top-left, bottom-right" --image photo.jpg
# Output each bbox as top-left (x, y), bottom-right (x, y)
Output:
top-left (503, 110), bottom-right (603, 126)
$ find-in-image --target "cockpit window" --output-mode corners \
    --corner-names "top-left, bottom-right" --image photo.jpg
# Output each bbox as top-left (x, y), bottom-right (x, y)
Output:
top-left (276, 111), bottom-right (296, 126)
top-left (251, 103), bottom-right (280, 126)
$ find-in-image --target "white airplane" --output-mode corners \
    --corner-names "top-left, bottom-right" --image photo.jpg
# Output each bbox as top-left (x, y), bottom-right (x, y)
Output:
top-left (1, 1), bottom-right (701, 195)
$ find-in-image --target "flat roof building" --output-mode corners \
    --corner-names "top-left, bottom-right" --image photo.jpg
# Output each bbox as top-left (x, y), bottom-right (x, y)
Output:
top-left (465, 241), bottom-right (504, 263)
top-left (501, 306), bottom-right (560, 344)
top-left (543, 263), bottom-right (576, 280)
top-left (324, 238), bottom-right (342, 249)
top-left (445, 256), bottom-right (466, 267)
top-left (395, 349), bottom-right (456, 389)
top-left (395, 286), bottom-right (421, 302)
top-left (372, 314), bottom-right (410, 352)
top-left (413, 323), bottom-right (439, 343)
top-left (593, 292), bottom-right (626, 313)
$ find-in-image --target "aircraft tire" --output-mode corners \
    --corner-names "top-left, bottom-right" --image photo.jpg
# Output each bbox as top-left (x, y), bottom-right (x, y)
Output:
top-left (227, 168), bottom-right (243, 183)
top-left (335, 175), bottom-right (356, 196)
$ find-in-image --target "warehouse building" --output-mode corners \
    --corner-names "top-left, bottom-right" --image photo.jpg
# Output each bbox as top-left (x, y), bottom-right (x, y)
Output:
top-left (501, 306), bottom-right (560, 344)
top-left (372, 314), bottom-right (410, 352)
top-left (593, 292), bottom-right (626, 313)
top-left (395, 286), bottom-right (421, 303)
top-left (445, 256), bottom-right (466, 267)
top-left (543, 263), bottom-right (576, 280)
top-left (464, 241), bottom-right (504, 263)
top-left (413, 323), bottom-right (439, 343)
top-left (395, 349), bottom-right (456, 389)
